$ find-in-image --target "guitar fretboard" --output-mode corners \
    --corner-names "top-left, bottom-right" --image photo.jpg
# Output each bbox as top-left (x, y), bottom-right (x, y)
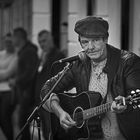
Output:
top-left (83, 102), bottom-right (112, 120)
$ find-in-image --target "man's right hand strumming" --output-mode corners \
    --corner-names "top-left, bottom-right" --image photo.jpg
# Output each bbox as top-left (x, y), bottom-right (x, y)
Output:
top-left (51, 99), bottom-right (76, 130)
top-left (59, 111), bottom-right (76, 130)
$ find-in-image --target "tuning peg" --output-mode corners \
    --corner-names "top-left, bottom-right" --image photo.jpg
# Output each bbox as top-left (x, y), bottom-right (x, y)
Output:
top-left (131, 90), bottom-right (135, 94)
top-left (136, 89), bottom-right (140, 93)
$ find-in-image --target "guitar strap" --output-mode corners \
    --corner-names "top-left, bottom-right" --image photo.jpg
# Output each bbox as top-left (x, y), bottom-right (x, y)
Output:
top-left (101, 47), bottom-right (121, 104)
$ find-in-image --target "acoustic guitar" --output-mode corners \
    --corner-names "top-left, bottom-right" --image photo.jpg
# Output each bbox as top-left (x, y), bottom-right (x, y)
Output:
top-left (51, 90), bottom-right (140, 140)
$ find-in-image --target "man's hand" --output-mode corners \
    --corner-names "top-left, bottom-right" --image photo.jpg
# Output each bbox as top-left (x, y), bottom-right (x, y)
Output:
top-left (111, 96), bottom-right (127, 113)
top-left (59, 111), bottom-right (76, 130)
top-left (50, 99), bottom-right (76, 130)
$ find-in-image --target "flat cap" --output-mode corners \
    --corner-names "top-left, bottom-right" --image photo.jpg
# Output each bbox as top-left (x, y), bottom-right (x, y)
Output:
top-left (74, 16), bottom-right (109, 38)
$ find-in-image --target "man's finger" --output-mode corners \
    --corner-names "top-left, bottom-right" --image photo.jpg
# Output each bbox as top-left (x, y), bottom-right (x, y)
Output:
top-left (62, 119), bottom-right (73, 127)
top-left (62, 123), bottom-right (69, 130)
top-left (112, 101), bottom-right (127, 112)
top-left (67, 115), bottom-right (76, 125)
top-left (115, 95), bottom-right (121, 100)
top-left (117, 104), bottom-right (127, 110)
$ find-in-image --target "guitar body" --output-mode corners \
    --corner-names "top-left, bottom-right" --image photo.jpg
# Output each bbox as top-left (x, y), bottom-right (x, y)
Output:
top-left (51, 91), bottom-right (102, 140)
top-left (50, 90), bottom-right (140, 139)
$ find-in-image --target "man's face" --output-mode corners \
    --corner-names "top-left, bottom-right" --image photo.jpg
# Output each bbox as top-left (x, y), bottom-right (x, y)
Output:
top-left (79, 36), bottom-right (107, 61)
top-left (38, 33), bottom-right (52, 52)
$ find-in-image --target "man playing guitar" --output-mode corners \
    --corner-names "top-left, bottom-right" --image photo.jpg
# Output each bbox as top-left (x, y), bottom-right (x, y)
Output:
top-left (41, 16), bottom-right (140, 140)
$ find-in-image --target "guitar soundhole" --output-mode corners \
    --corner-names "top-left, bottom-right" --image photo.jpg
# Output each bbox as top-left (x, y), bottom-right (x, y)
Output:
top-left (73, 107), bottom-right (84, 128)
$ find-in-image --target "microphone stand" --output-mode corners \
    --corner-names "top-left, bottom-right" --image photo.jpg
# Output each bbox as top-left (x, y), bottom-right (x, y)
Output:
top-left (15, 63), bottom-right (73, 140)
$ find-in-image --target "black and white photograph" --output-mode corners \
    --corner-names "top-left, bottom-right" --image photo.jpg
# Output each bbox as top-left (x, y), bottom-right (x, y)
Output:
top-left (0, 0), bottom-right (140, 140)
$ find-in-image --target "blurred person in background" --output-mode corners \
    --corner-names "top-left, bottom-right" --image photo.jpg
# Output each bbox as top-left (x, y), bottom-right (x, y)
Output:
top-left (12, 27), bottom-right (39, 140)
top-left (0, 33), bottom-right (18, 140)
top-left (34, 30), bottom-right (65, 140)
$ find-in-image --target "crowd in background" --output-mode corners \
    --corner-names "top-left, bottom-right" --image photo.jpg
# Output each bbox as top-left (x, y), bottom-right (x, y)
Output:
top-left (0, 28), bottom-right (65, 140)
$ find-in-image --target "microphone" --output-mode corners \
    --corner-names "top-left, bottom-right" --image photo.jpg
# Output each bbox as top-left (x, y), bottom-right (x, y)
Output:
top-left (55, 51), bottom-right (85, 64)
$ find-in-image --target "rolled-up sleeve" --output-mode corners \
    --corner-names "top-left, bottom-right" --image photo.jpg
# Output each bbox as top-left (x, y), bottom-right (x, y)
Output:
top-left (42, 93), bottom-right (59, 112)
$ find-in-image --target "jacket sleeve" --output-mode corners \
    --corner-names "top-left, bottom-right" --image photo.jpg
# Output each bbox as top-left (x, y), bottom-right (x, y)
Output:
top-left (124, 54), bottom-right (140, 94)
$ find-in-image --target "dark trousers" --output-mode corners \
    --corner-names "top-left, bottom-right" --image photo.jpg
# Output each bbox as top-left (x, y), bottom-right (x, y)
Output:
top-left (0, 90), bottom-right (15, 140)
top-left (18, 89), bottom-right (33, 140)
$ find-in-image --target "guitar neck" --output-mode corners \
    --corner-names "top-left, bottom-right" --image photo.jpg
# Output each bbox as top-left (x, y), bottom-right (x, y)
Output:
top-left (83, 102), bottom-right (112, 120)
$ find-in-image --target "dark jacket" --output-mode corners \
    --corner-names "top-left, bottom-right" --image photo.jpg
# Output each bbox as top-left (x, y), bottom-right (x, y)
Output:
top-left (41, 44), bottom-right (140, 140)
top-left (35, 47), bottom-right (65, 104)
top-left (16, 41), bottom-right (39, 93)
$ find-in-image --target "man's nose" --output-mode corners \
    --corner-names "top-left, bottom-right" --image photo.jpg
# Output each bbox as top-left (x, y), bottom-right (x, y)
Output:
top-left (88, 41), bottom-right (95, 49)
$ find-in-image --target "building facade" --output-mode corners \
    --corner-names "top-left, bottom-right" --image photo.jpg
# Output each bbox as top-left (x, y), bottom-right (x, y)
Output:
top-left (0, 0), bottom-right (139, 56)
top-left (31, 0), bottom-right (140, 56)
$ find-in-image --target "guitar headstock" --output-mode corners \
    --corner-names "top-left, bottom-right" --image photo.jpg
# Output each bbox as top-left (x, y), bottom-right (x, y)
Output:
top-left (126, 89), bottom-right (140, 109)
